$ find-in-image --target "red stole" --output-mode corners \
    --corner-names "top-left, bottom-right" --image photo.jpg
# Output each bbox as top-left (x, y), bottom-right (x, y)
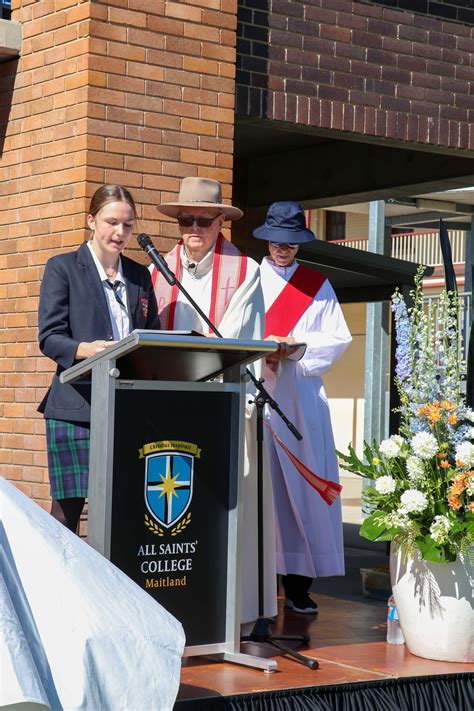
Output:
top-left (152, 234), bottom-right (248, 331)
top-left (264, 264), bottom-right (327, 338)
top-left (264, 424), bottom-right (342, 505)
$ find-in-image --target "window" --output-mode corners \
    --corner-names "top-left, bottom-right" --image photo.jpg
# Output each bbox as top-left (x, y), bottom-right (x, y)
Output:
top-left (325, 211), bottom-right (346, 242)
top-left (1, 1), bottom-right (11, 20)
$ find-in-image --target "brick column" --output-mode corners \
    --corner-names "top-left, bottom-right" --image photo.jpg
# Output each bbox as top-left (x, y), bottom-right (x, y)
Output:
top-left (85, 0), bottom-right (237, 249)
top-left (0, 0), bottom-right (238, 507)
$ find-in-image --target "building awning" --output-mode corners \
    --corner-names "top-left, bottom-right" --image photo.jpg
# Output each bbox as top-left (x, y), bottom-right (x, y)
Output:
top-left (296, 240), bottom-right (434, 303)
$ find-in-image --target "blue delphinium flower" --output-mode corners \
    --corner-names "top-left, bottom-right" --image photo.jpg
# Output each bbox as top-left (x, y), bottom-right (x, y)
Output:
top-left (450, 423), bottom-right (470, 449)
top-left (391, 291), bottom-right (412, 395)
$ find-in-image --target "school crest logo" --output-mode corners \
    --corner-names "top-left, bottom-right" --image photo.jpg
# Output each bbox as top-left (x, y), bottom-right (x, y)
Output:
top-left (139, 440), bottom-right (201, 536)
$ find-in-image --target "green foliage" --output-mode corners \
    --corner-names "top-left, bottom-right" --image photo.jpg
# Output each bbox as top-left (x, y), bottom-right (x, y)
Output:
top-left (417, 535), bottom-right (457, 564)
top-left (359, 512), bottom-right (398, 542)
top-left (337, 444), bottom-right (378, 479)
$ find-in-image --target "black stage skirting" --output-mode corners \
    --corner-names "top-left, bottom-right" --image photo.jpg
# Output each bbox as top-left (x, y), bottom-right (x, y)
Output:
top-left (175, 673), bottom-right (473, 711)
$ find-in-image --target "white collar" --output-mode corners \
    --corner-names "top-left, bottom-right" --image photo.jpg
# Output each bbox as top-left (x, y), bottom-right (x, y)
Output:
top-left (263, 256), bottom-right (298, 281)
top-left (87, 242), bottom-right (124, 283)
top-left (181, 242), bottom-right (216, 278)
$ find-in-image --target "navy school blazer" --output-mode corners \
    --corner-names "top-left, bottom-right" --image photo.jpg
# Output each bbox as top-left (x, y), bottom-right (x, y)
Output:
top-left (38, 242), bottom-right (160, 423)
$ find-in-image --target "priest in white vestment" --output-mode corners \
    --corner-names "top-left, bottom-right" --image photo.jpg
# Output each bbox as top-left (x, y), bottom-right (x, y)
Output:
top-left (151, 177), bottom-right (277, 624)
top-left (254, 201), bottom-right (352, 614)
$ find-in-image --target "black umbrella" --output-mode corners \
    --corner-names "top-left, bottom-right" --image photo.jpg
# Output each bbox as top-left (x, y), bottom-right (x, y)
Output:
top-left (439, 218), bottom-right (458, 295)
top-left (439, 219), bottom-right (474, 406)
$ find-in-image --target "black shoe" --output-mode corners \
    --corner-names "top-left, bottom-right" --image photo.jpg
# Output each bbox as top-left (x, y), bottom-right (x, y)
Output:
top-left (284, 595), bottom-right (318, 614)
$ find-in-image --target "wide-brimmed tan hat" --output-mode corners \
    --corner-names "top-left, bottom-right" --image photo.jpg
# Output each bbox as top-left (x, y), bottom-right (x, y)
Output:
top-left (156, 177), bottom-right (243, 221)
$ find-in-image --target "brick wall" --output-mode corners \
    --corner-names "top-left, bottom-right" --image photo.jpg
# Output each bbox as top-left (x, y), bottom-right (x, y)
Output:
top-left (86, 0), bottom-right (238, 250)
top-left (0, 0), bottom-right (93, 506)
top-left (0, 0), bottom-right (238, 508)
top-left (370, 1), bottom-right (474, 25)
top-left (236, 0), bottom-right (474, 151)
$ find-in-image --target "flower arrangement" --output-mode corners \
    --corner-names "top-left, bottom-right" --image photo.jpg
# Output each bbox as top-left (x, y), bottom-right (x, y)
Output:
top-left (338, 267), bottom-right (473, 563)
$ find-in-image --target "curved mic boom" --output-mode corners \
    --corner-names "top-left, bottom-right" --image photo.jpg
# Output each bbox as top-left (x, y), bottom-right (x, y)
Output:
top-left (137, 233), bottom-right (176, 286)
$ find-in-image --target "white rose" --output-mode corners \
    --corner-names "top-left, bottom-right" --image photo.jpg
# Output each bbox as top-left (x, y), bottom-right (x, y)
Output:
top-left (379, 436), bottom-right (403, 459)
top-left (430, 515), bottom-right (451, 544)
top-left (406, 455), bottom-right (425, 481)
top-left (400, 489), bottom-right (428, 513)
top-left (387, 509), bottom-right (410, 528)
top-left (455, 441), bottom-right (474, 468)
top-left (464, 409), bottom-right (474, 422)
top-left (375, 475), bottom-right (397, 494)
top-left (467, 475), bottom-right (474, 497)
top-left (410, 432), bottom-right (438, 460)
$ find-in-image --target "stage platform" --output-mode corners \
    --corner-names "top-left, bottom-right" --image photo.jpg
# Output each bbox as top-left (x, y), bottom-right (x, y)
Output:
top-left (176, 589), bottom-right (473, 710)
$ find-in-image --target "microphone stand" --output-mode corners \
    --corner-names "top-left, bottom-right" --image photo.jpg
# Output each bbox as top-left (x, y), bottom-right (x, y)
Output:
top-left (142, 236), bottom-right (319, 670)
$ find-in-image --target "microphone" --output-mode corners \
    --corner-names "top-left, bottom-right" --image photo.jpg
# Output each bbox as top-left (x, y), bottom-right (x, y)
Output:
top-left (137, 233), bottom-right (176, 286)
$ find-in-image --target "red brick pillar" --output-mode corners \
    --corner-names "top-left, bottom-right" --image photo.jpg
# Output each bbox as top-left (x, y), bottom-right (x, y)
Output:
top-left (0, 0), bottom-right (238, 507)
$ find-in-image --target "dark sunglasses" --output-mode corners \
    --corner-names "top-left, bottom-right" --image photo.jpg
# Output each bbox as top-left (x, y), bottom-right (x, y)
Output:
top-left (270, 241), bottom-right (298, 248)
top-left (177, 214), bottom-right (220, 228)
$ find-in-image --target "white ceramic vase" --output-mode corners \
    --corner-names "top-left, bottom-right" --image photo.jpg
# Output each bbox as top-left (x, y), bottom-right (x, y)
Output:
top-left (390, 547), bottom-right (474, 662)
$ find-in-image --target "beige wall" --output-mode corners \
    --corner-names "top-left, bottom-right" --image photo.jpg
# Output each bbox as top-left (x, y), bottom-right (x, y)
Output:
top-left (325, 302), bottom-right (366, 457)
top-left (309, 209), bottom-right (369, 242)
top-left (325, 302), bottom-right (367, 524)
top-left (345, 212), bottom-right (369, 240)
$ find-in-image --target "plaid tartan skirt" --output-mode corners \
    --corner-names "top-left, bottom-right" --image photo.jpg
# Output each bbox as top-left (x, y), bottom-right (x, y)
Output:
top-left (46, 419), bottom-right (90, 499)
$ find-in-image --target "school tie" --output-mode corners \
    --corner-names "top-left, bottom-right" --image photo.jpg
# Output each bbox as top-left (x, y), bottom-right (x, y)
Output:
top-left (106, 280), bottom-right (126, 309)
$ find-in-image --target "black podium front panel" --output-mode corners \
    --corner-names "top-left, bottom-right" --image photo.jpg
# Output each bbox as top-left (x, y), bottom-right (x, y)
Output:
top-left (110, 387), bottom-right (239, 647)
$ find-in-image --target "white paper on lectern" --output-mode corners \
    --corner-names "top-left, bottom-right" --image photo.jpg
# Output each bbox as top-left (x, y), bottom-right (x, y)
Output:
top-left (0, 476), bottom-right (185, 711)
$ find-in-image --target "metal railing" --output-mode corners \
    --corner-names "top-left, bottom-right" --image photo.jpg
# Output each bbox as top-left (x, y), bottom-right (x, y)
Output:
top-left (423, 292), bottom-right (471, 376)
top-left (332, 231), bottom-right (472, 375)
top-left (331, 229), bottom-right (467, 266)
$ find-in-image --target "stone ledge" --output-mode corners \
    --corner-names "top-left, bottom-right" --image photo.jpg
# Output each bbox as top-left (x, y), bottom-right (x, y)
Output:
top-left (0, 19), bottom-right (21, 62)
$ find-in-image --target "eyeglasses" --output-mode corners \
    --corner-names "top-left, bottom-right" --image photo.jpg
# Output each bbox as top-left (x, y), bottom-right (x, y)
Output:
top-left (177, 214), bottom-right (220, 228)
top-left (269, 241), bottom-right (298, 248)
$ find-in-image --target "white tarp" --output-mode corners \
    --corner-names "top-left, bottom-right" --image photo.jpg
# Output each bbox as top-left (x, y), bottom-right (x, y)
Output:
top-left (0, 476), bottom-right (185, 711)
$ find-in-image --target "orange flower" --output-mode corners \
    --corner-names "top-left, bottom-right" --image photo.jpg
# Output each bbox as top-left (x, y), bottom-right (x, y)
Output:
top-left (420, 400), bottom-right (440, 407)
top-left (440, 400), bottom-right (457, 411)
top-left (448, 473), bottom-right (469, 505)
top-left (447, 415), bottom-right (458, 424)
top-left (469, 502), bottom-right (474, 514)
top-left (451, 473), bottom-right (469, 491)
top-left (439, 460), bottom-right (451, 469)
top-left (418, 402), bottom-right (441, 422)
top-left (437, 452), bottom-right (448, 458)
top-left (448, 493), bottom-right (462, 510)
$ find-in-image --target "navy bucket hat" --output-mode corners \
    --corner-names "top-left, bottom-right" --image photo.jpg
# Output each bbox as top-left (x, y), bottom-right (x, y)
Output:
top-left (253, 201), bottom-right (316, 244)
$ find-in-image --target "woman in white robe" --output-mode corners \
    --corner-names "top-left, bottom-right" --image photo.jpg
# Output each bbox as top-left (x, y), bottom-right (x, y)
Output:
top-left (254, 201), bottom-right (352, 614)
